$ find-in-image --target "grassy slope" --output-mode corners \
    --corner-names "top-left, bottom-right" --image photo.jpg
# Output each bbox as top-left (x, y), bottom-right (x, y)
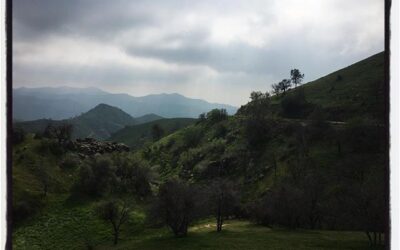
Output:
top-left (13, 194), bottom-right (147, 250)
top-left (12, 136), bottom-right (146, 249)
top-left (12, 135), bottom-right (72, 202)
top-left (109, 118), bottom-right (196, 149)
top-left (273, 52), bottom-right (385, 122)
top-left (137, 52), bottom-right (386, 208)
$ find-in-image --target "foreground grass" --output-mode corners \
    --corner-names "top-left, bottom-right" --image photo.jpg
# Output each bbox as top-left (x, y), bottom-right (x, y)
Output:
top-left (103, 220), bottom-right (383, 250)
top-left (13, 194), bottom-right (384, 250)
top-left (12, 195), bottom-right (145, 250)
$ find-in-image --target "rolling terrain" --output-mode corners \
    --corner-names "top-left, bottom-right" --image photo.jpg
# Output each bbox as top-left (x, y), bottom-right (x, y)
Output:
top-left (12, 52), bottom-right (387, 249)
top-left (110, 118), bottom-right (196, 149)
top-left (15, 104), bottom-right (137, 140)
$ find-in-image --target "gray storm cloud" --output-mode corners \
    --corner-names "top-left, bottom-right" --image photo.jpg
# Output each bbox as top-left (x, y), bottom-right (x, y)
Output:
top-left (13, 0), bottom-right (384, 106)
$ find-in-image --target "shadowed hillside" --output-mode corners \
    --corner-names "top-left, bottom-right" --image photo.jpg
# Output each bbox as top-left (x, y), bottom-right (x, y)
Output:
top-left (110, 118), bottom-right (196, 149)
top-left (269, 52), bottom-right (385, 122)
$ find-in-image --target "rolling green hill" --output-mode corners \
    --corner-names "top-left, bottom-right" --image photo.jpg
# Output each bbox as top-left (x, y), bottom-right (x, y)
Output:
top-left (144, 51), bottom-right (386, 185)
top-left (134, 113), bottom-right (164, 124)
top-left (270, 52), bottom-right (385, 122)
top-left (109, 118), bottom-right (196, 149)
top-left (134, 52), bottom-right (386, 239)
top-left (16, 103), bottom-right (136, 140)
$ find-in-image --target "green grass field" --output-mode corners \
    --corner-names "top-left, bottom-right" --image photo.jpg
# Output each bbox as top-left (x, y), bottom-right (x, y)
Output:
top-left (13, 195), bottom-right (383, 250)
top-left (106, 221), bottom-right (384, 250)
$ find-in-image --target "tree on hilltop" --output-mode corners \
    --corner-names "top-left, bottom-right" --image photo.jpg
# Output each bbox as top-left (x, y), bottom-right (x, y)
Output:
top-left (290, 69), bottom-right (305, 87)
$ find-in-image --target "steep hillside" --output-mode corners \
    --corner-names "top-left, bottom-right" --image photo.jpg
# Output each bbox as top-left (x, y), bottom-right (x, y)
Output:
top-left (146, 52), bottom-right (386, 180)
top-left (271, 52), bottom-right (385, 122)
top-left (16, 104), bottom-right (136, 140)
top-left (109, 118), bottom-right (196, 149)
top-left (13, 87), bottom-right (237, 120)
top-left (137, 52), bottom-right (386, 233)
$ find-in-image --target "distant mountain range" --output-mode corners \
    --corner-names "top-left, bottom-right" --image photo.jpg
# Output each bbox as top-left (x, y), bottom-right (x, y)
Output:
top-left (15, 104), bottom-right (163, 140)
top-left (13, 87), bottom-right (237, 121)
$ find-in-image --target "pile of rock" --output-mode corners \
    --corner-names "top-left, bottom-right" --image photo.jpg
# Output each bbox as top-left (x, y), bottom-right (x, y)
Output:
top-left (73, 138), bottom-right (130, 156)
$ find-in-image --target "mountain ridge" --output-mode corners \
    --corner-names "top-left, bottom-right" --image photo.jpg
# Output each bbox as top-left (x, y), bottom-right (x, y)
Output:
top-left (13, 88), bottom-right (238, 121)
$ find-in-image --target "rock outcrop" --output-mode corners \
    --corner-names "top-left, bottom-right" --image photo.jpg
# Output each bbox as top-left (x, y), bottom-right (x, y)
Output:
top-left (73, 138), bottom-right (129, 157)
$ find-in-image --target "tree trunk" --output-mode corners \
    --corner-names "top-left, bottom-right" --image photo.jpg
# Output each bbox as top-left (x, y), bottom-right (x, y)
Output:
top-left (113, 231), bottom-right (119, 245)
top-left (272, 154), bottom-right (277, 180)
top-left (365, 231), bottom-right (373, 246)
top-left (42, 183), bottom-right (48, 197)
top-left (217, 192), bottom-right (223, 232)
top-left (217, 214), bottom-right (222, 232)
top-left (373, 232), bottom-right (377, 246)
top-left (309, 217), bottom-right (316, 230)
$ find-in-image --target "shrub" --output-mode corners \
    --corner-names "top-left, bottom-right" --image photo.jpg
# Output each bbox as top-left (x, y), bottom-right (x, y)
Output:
top-left (197, 113), bottom-right (206, 124)
top-left (33, 133), bottom-right (43, 140)
top-left (114, 155), bottom-right (153, 198)
top-left (244, 117), bottom-right (274, 148)
top-left (12, 127), bottom-right (26, 145)
top-left (213, 123), bottom-right (228, 138)
top-left (206, 109), bottom-right (228, 125)
top-left (182, 126), bottom-right (203, 148)
top-left (178, 148), bottom-right (203, 179)
top-left (60, 153), bottom-right (81, 170)
top-left (281, 89), bottom-right (314, 118)
top-left (37, 139), bottom-right (64, 156)
top-left (149, 179), bottom-right (199, 237)
top-left (344, 118), bottom-right (384, 153)
top-left (239, 91), bottom-right (271, 118)
top-left (72, 155), bottom-right (116, 197)
top-left (246, 198), bottom-right (272, 226)
top-left (13, 191), bottom-right (44, 223)
top-left (307, 106), bottom-right (331, 140)
top-left (264, 183), bottom-right (304, 228)
top-left (43, 123), bottom-right (73, 144)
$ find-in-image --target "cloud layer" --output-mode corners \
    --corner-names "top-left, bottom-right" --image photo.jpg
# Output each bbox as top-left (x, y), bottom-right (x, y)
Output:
top-left (13, 0), bottom-right (384, 105)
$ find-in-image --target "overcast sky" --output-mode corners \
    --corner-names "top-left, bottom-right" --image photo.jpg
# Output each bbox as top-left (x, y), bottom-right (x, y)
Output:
top-left (13, 0), bottom-right (384, 106)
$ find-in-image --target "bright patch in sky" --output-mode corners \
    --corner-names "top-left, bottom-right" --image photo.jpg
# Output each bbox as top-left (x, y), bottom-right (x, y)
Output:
top-left (13, 0), bottom-right (384, 106)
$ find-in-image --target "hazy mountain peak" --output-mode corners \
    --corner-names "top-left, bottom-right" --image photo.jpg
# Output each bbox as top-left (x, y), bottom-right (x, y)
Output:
top-left (92, 103), bottom-right (120, 111)
top-left (80, 103), bottom-right (134, 121)
top-left (13, 87), bottom-right (238, 120)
